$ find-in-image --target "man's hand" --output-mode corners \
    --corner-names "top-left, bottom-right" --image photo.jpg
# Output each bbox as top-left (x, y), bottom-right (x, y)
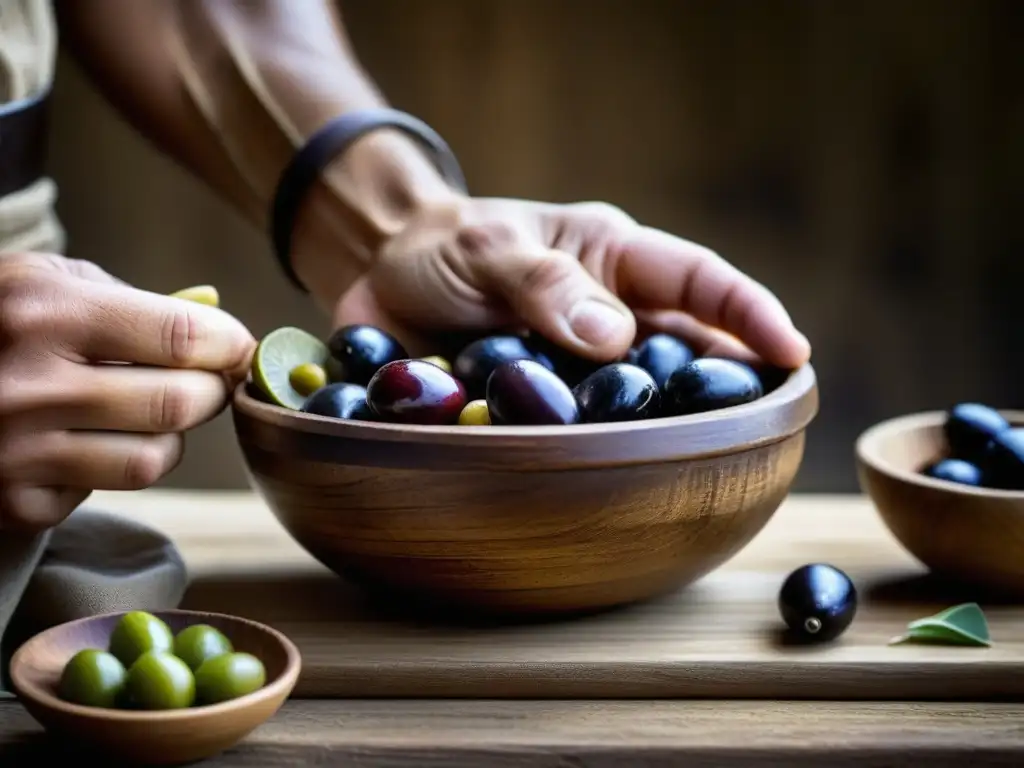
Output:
top-left (0, 254), bottom-right (255, 532)
top-left (334, 197), bottom-right (811, 366)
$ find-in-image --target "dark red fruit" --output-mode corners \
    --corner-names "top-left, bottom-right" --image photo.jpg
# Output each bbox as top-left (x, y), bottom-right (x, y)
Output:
top-left (486, 360), bottom-right (579, 426)
top-left (453, 336), bottom-right (554, 399)
top-left (366, 360), bottom-right (466, 425)
top-left (327, 325), bottom-right (408, 386)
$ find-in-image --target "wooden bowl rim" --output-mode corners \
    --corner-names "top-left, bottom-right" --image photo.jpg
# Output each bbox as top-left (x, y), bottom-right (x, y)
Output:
top-left (233, 361), bottom-right (818, 451)
top-left (856, 409), bottom-right (1024, 499)
top-left (9, 609), bottom-right (302, 724)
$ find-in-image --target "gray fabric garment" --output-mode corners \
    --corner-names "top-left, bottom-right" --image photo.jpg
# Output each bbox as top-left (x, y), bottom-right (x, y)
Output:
top-left (0, 509), bottom-right (189, 696)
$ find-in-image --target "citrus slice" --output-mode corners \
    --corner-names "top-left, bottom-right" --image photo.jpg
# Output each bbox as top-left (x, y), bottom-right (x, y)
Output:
top-left (252, 327), bottom-right (330, 409)
top-left (169, 285), bottom-right (220, 307)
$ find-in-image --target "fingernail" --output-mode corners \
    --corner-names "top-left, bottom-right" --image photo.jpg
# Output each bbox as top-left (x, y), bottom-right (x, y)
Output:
top-left (567, 299), bottom-right (629, 347)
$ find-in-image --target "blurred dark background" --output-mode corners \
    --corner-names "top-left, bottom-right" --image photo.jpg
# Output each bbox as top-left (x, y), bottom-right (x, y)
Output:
top-left (48, 0), bottom-right (1022, 493)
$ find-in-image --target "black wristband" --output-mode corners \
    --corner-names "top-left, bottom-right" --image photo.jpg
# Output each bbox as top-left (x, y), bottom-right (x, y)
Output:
top-left (269, 108), bottom-right (468, 291)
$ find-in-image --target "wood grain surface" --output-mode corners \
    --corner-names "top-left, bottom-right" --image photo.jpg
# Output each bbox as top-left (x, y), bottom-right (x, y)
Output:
top-left (2, 699), bottom-right (1022, 767)
top-left (231, 367), bottom-right (816, 614)
top-left (68, 490), bottom-right (1024, 701)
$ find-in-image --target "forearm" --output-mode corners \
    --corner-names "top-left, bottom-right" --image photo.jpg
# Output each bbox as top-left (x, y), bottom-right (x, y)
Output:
top-left (55, 0), bottom-right (459, 308)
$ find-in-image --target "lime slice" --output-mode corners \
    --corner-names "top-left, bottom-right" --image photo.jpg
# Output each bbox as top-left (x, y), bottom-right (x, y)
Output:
top-left (169, 285), bottom-right (220, 307)
top-left (252, 327), bottom-right (330, 409)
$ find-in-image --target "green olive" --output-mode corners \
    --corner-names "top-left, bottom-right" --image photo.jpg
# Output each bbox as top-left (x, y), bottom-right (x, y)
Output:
top-left (168, 285), bottom-right (219, 307)
top-left (289, 362), bottom-right (328, 397)
top-left (125, 651), bottom-right (196, 710)
top-left (58, 649), bottom-right (127, 708)
top-left (108, 611), bottom-right (174, 668)
top-left (174, 624), bottom-right (233, 672)
top-left (195, 652), bottom-right (267, 705)
top-left (458, 399), bottom-right (491, 426)
top-left (421, 355), bottom-right (453, 374)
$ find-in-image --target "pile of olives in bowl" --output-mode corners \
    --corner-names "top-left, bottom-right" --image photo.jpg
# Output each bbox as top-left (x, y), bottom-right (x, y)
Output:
top-left (250, 323), bottom-right (793, 427)
top-left (921, 403), bottom-right (1024, 490)
top-left (57, 611), bottom-right (266, 711)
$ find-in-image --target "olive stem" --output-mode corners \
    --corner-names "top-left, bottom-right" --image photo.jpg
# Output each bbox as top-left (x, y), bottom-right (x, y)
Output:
top-left (803, 617), bottom-right (822, 634)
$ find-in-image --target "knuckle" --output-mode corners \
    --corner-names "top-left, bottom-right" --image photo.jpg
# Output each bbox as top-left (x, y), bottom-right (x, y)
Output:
top-left (161, 307), bottom-right (201, 366)
top-left (455, 221), bottom-right (522, 263)
top-left (516, 253), bottom-right (578, 300)
top-left (570, 201), bottom-right (635, 228)
top-left (0, 274), bottom-right (50, 343)
top-left (0, 378), bottom-right (19, 420)
top-left (149, 380), bottom-right (196, 431)
top-left (123, 441), bottom-right (173, 490)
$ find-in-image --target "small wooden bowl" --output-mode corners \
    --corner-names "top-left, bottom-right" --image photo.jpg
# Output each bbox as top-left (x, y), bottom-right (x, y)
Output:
top-left (9, 609), bottom-right (301, 765)
top-left (856, 409), bottom-right (1024, 594)
top-left (232, 363), bottom-right (818, 615)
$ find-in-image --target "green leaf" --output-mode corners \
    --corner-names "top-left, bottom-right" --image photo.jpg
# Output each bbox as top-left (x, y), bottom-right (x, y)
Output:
top-left (888, 602), bottom-right (992, 647)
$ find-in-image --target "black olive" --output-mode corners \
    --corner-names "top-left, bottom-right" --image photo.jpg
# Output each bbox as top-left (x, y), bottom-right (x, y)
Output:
top-left (944, 403), bottom-right (1009, 464)
top-left (663, 358), bottom-right (764, 416)
top-left (625, 333), bottom-right (694, 390)
top-left (454, 336), bottom-right (554, 399)
top-left (778, 563), bottom-right (857, 643)
top-left (982, 427), bottom-right (1024, 490)
top-left (486, 359), bottom-right (579, 426)
top-left (921, 458), bottom-right (983, 487)
top-left (523, 333), bottom-right (599, 389)
top-left (327, 325), bottom-right (408, 386)
top-left (301, 383), bottom-right (375, 421)
top-left (748, 363), bottom-right (793, 394)
top-left (573, 363), bottom-right (660, 423)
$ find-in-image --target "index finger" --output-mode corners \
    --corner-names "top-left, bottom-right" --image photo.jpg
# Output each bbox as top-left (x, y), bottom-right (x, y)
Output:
top-left (70, 280), bottom-right (255, 376)
top-left (614, 226), bottom-right (811, 368)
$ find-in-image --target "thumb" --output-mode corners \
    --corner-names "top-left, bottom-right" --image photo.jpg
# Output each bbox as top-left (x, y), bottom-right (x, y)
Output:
top-left (480, 247), bottom-right (636, 360)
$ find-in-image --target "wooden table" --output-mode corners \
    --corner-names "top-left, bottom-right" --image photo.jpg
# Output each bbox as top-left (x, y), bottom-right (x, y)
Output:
top-left (2, 490), bottom-right (1022, 767)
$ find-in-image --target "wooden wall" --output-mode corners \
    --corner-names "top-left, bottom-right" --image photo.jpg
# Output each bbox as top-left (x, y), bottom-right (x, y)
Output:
top-left (47, 0), bottom-right (1022, 492)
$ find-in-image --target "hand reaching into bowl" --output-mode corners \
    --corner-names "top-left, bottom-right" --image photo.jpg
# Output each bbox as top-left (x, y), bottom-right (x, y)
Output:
top-left (333, 196), bottom-right (811, 369)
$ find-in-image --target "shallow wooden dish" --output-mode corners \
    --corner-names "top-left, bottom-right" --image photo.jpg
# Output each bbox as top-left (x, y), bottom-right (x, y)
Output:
top-left (232, 363), bottom-right (818, 615)
top-left (856, 409), bottom-right (1024, 594)
top-left (9, 609), bottom-right (301, 765)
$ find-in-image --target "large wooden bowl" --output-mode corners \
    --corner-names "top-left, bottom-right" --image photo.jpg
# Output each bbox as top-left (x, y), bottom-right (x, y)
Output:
top-left (231, 363), bottom-right (818, 615)
top-left (856, 409), bottom-right (1024, 594)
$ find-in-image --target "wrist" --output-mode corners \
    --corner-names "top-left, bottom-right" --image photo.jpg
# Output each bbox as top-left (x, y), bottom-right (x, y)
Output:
top-left (287, 128), bottom-right (466, 311)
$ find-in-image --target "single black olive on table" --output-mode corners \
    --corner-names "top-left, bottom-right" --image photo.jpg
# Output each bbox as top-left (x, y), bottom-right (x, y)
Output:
top-left (573, 363), bottom-right (660, 423)
top-left (454, 336), bottom-right (554, 399)
top-left (982, 427), bottom-right (1024, 490)
top-left (921, 458), bottom-right (983, 487)
top-left (625, 333), bottom-right (694, 390)
top-left (525, 333), bottom-right (602, 388)
top-left (486, 359), bottom-right (580, 426)
top-left (301, 383), bottom-right (375, 421)
top-left (663, 358), bottom-right (764, 416)
top-left (778, 563), bottom-right (857, 643)
top-left (327, 325), bottom-right (408, 386)
top-left (944, 403), bottom-right (1009, 465)
top-left (366, 360), bottom-right (467, 425)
